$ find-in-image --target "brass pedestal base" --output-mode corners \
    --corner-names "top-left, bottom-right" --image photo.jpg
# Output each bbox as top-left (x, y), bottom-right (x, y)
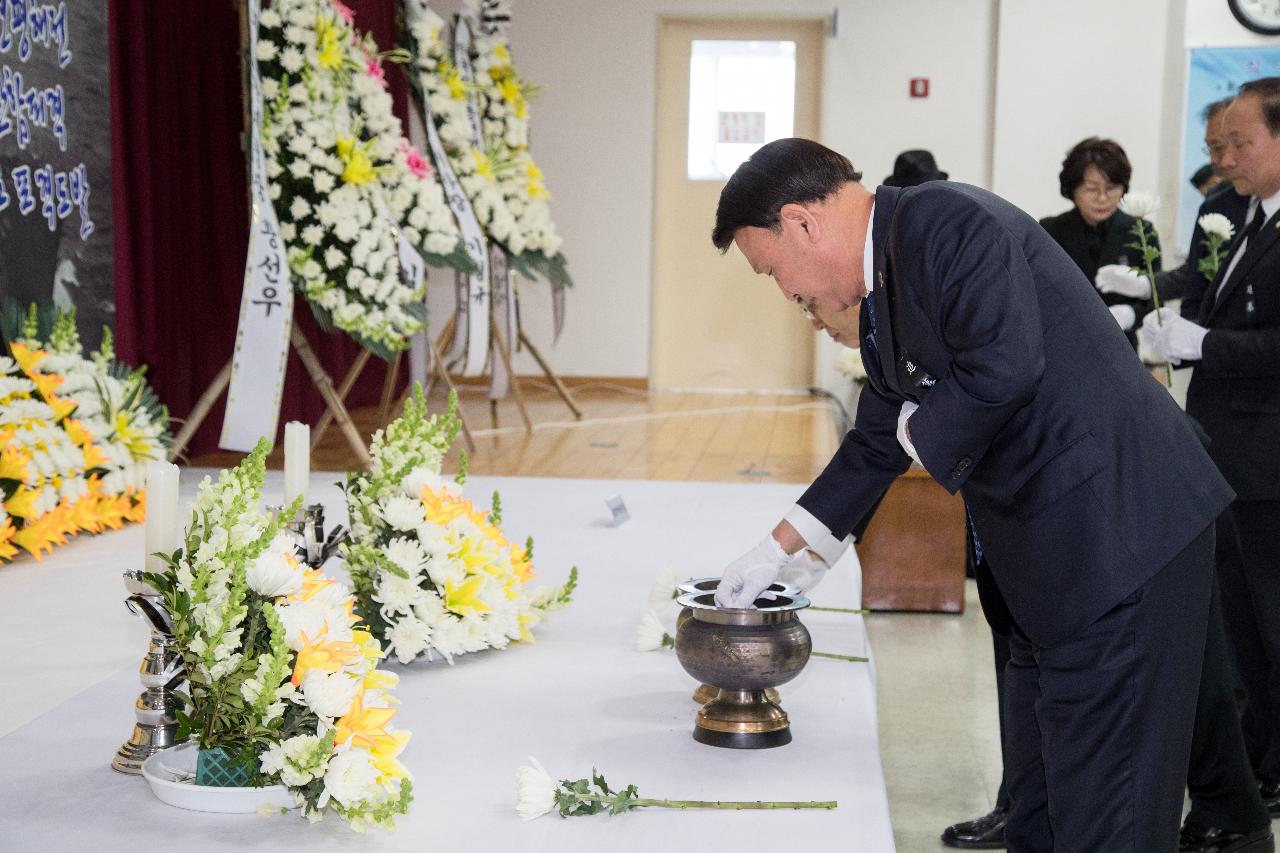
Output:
top-left (692, 683), bottom-right (780, 705)
top-left (693, 688), bottom-right (792, 750)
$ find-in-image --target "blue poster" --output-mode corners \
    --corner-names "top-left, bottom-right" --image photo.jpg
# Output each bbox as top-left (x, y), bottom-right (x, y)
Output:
top-left (1178, 46), bottom-right (1280, 252)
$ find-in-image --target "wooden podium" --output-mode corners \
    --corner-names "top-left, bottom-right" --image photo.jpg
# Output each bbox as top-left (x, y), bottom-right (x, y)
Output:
top-left (858, 467), bottom-right (968, 613)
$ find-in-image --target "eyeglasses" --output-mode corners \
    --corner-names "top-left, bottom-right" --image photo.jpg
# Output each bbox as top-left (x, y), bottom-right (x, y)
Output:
top-left (793, 294), bottom-right (816, 321)
top-left (1079, 183), bottom-right (1124, 200)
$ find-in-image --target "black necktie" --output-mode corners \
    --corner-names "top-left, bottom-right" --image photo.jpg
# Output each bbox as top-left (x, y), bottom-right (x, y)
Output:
top-left (861, 295), bottom-right (885, 391)
top-left (1241, 203), bottom-right (1268, 252)
top-left (1216, 204), bottom-right (1268, 308)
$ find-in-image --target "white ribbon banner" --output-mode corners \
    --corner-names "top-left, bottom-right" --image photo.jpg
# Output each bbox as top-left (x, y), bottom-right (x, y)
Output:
top-left (454, 13), bottom-right (518, 395)
top-left (219, 0), bottom-right (293, 452)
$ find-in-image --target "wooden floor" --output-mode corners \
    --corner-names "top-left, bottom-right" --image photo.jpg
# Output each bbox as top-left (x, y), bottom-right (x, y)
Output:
top-left (189, 379), bottom-right (841, 483)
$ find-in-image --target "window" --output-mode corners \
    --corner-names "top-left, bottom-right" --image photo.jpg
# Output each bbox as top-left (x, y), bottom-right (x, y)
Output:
top-left (687, 39), bottom-right (796, 181)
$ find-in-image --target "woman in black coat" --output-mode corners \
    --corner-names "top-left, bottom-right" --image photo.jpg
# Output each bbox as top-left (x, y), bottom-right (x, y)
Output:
top-left (1039, 137), bottom-right (1161, 348)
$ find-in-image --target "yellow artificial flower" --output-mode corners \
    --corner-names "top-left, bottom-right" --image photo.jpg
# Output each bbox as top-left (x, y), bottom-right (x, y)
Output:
top-left (494, 44), bottom-right (510, 63)
top-left (4, 485), bottom-right (42, 520)
top-left (10, 505), bottom-right (69, 559)
top-left (124, 489), bottom-right (146, 524)
top-left (292, 567), bottom-right (337, 602)
top-left (62, 419), bottom-right (92, 447)
top-left (334, 688), bottom-right (398, 750)
top-left (351, 629), bottom-right (385, 668)
top-left (444, 574), bottom-right (490, 618)
top-left (525, 160), bottom-right (543, 182)
top-left (47, 396), bottom-right (76, 421)
top-left (29, 371), bottom-right (63, 401)
top-left (367, 730), bottom-right (412, 786)
top-left (0, 516), bottom-right (17, 561)
top-left (341, 148), bottom-right (375, 185)
top-left (499, 77), bottom-right (521, 106)
top-left (362, 668), bottom-right (399, 698)
top-left (9, 342), bottom-right (46, 375)
top-left (81, 439), bottom-right (109, 471)
top-left (0, 444), bottom-right (31, 482)
top-left (517, 610), bottom-right (542, 643)
top-left (291, 627), bottom-right (362, 687)
top-left (315, 16), bottom-right (343, 69)
top-left (114, 412), bottom-right (153, 458)
top-left (471, 149), bottom-right (495, 181)
top-left (528, 179), bottom-right (548, 200)
top-left (444, 66), bottom-right (465, 100)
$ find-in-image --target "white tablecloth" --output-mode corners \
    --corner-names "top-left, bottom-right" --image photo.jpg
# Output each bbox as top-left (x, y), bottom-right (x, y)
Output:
top-left (0, 474), bottom-right (893, 851)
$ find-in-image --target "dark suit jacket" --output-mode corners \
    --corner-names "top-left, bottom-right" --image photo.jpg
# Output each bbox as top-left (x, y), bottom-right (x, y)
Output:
top-left (1187, 201), bottom-right (1280, 501)
top-left (797, 183), bottom-right (1233, 647)
top-left (1161, 185), bottom-right (1251, 320)
top-left (1039, 207), bottom-right (1161, 348)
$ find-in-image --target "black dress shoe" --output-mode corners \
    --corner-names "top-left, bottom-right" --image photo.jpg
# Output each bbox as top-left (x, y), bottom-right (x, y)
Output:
top-left (1260, 779), bottom-right (1280, 817)
top-left (941, 806), bottom-right (1007, 850)
top-left (1179, 823), bottom-right (1275, 853)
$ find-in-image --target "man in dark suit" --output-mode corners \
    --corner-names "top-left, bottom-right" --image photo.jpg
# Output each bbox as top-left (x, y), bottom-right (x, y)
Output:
top-left (710, 138), bottom-right (1234, 851)
top-left (1149, 97), bottom-right (1252, 319)
top-left (1145, 77), bottom-right (1280, 829)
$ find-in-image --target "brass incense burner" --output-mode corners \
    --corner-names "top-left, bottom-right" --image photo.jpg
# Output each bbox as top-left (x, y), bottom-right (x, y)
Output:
top-left (677, 578), bottom-right (797, 705)
top-left (674, 590), bottom-right (811, 749)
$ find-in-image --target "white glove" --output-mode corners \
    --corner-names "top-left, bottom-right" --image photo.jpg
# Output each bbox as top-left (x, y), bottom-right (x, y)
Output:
top-left (1095, 264), bottom-right (1151, 299)
top-left (778, 549), bottom-right (828, 594)
top-left (1141, 307), bottom-right (1209, 365)
top-left (897, 401), bottom-right (920, 464)
top-left (1109, 304), bottom-right (1136, 331)
top-left (715, 534), bottom-right (791, 609)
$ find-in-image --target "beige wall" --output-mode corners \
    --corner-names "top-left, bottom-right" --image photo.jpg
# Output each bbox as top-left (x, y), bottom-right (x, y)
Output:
top-left (422, 0), bottom-right (1268, 386)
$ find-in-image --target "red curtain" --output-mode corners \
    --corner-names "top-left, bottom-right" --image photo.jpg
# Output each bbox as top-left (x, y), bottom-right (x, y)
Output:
top-left (110, 1), bottom-right (411, 456)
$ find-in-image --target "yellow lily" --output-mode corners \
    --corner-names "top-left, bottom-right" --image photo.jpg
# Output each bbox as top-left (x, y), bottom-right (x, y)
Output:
top-left (0, 444), bottom-right (31, 482)
top-left (291, 626), bottom-right (361, 687)
top-left (444, 574), bottom-right (490, 618)
top-left (333, 688), bottom-right (398, 749)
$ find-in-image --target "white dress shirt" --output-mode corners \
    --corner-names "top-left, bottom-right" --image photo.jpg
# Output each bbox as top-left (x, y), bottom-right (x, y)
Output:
top-left (1216, 187), bottom-right (1280, 300)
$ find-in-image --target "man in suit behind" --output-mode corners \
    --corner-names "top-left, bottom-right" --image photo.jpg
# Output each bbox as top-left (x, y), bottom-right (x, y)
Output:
top-left (709, 138), bottom-right (1233, 851)
top-left (1145, 77), bottom-right (1280, 817)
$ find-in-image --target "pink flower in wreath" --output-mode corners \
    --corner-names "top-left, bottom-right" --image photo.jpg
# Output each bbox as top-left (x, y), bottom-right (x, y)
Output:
top-left (401, 143), bottom-right (433, 179)
top-left (365, 54), bottom-right (387, 87)
top-left (333, 1), bottom-right (355, 25)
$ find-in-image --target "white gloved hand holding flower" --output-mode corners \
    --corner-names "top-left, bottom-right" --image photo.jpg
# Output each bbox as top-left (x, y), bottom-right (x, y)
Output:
top-left (1095, 264), bottom-right (1151, 299)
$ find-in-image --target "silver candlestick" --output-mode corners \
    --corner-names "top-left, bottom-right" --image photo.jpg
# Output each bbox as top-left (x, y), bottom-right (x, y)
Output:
top-left (270, 503), bottom-right (345, 569)
top-left (112, 571), bottom-right (185, 774)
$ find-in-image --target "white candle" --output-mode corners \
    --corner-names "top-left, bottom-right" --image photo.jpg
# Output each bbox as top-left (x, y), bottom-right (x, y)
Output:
top-left (283, 421), bottom-right (309, 512)
top-left (144, 461), bottom-right (180, 572)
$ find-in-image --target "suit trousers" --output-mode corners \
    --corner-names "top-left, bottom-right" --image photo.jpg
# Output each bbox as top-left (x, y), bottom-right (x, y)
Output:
top-left (1186, 572), bottom-right (1271, 832)
top-left (1217, 500), bottom-right (1280, 783)
top-left (1002, 524), bottom-right (1213, 852)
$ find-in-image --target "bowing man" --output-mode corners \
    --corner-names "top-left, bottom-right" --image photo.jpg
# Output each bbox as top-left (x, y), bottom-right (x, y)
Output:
top-left (710, 138), bottom-right (1233, 852)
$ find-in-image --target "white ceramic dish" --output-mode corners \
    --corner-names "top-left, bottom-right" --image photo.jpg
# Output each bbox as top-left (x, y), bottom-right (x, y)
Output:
top-left (141, 743), bottom-right (297, 814)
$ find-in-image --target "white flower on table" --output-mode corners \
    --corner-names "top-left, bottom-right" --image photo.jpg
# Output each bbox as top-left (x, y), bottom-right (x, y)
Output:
top-left (635, 610), bottom-right (674, 652)
top-left (515, 756), bottom-right (557, 821)
top-left (647, 568), bottom-right (678, 609)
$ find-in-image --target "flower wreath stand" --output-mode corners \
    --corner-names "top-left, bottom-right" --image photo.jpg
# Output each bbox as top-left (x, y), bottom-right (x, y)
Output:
top-left (166, 308), bottom-right (373, 468)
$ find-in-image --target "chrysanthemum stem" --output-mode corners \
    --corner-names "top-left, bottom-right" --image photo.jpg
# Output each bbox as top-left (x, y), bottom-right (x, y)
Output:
top-left (1133, 220), bottom-right (1173, 388)
top-left (569, 794), bottom-right (837, 810)
top-left (811, 651), bottom-right (869, 662)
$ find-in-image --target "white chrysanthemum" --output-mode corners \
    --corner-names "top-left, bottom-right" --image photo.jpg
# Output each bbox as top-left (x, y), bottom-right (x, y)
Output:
top-left (515, 756), bottom-right (557, 821)
top-left (647, 568), bottom-right (679, 609)
top-left (835, 346), bottom-right (867, 381)
top-left (375, 571), bottom-right (426, 616)
top-left (299, 670), bottom-right (361, 720)
top-left (1118, 191), bottom-right (1159, 220)
top-left (246, 535), bottom-right (306, 598)
top-left (634, 610), bottom-right (672, 652)
top-left (320, 747), bottom-right (381, 809)
top-left (380, 495), bottom-right (424, 531)
top-left (1198, 212), bottom-right (1235, 242)
top-left (385, 615), bottom-right (432, 664)
top-left (385, 537), bottom-right (428, 576)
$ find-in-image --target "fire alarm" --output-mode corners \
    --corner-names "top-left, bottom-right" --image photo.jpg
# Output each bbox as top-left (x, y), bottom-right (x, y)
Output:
top-left (910, 78), bottom-right (929, 98)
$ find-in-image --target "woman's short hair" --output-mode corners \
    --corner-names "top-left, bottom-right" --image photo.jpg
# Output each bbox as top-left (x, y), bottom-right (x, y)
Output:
top-left (712, 138), bottom-right (862, 252)
top-left (1058, 137), bottom-right (1132, 200)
